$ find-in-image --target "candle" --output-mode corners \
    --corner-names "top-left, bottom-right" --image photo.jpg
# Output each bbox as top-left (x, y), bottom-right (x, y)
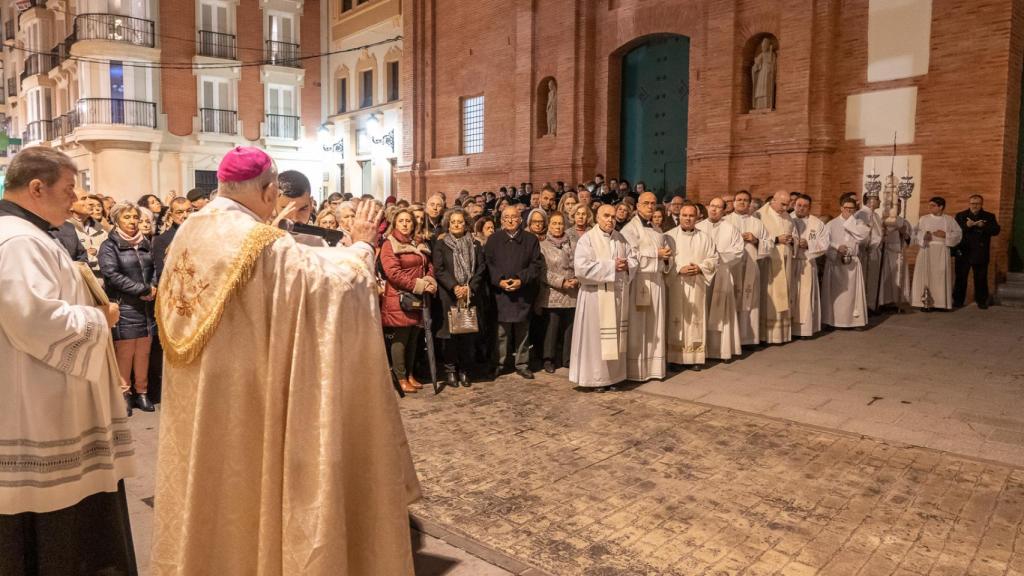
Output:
top-left (872, 159), bottom-right (877, 175)
top-left (905, 159), bottom-right (910, 177)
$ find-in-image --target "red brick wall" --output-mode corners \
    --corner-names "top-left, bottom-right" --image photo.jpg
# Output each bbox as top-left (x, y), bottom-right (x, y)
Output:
top-left (301, 0), bottom-right (321, 141)
top-left (238, 0), bottom-right (264, 142)
top-left (161, 0), bottom-right (197, 136)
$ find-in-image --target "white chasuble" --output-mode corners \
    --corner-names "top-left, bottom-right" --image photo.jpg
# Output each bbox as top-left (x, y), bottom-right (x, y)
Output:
top-left (152, 197), bottom-right (419, 576)
top-left (820, 214), bottom-right (870, 328)
top-left (911, 214), bottom-right (963, 309)
top-left (664, 228), bottom-right (717, 365)
top-left (756, 205), bottom-right (795, 344)
top-left (569, 227), bottom-right (637, 387)
top-left (620, 215), bottom-right (668, 381)
top-left (856, 206), bottom-right (884, 310)
top-left (878, 216), bottom-right (912, 307)
top-left (724, 212), bottom-right (770, 345)
top-left (696, 218), bottom-right (743, 360)
top-left (790, 214), bottom-right (825, 337)
top-left (0, 216), bottom-right (135, 515)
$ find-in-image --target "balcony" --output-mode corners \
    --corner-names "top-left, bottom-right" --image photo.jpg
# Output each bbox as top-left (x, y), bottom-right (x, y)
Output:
top-left (21, 53), bottom-right (57, 82)
top-left (265, 40), bottom-right (300, 68)
top-left (76, 98), bottom-right (157, 129)
top-left (264, 114), bottom-right (299, 139)
top-left (197, 30), bottom-right (236, 60)
top-left (200, 108), bottom-right (237, 134)
top-left (74, 13), bottom-right (155, 48)
top-left (55, 33), bottom-right (76, 66)
top-left (24, 119), bottom-right (54, 144)
top-left (52, 112), bottom-right (79, 138)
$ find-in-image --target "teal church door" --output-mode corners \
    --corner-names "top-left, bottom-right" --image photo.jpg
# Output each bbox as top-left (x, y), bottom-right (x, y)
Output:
top-left (620, 35), bottom-right (690, 199)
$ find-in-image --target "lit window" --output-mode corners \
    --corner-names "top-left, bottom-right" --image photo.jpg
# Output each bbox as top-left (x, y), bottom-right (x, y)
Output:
top-left (461, 95), bottom-right (484, 155)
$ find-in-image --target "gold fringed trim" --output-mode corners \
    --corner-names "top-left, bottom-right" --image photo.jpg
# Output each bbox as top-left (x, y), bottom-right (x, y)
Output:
top-left (157, 224), bottom-right (285, 366)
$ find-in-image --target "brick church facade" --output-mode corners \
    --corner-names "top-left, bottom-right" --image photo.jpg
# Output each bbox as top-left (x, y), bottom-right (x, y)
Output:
top-left (396, 0), bottom-right (1024, 283)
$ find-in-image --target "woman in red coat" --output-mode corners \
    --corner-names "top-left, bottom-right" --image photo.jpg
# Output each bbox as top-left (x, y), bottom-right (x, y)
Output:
top-left (380, 208), bottom-right (437, 393)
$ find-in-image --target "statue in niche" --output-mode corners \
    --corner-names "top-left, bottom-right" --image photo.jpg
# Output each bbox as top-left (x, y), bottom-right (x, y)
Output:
top-left (545, 79), bottom-right (557, 136)
top-left (751, 37), bottom-right (777, 111)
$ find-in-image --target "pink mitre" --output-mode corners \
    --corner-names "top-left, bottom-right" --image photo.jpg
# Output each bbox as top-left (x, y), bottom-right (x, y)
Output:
top-left (217, 146), bottom-right (272, 183)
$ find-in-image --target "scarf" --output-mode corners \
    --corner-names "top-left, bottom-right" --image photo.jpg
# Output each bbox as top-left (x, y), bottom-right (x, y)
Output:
top-left (546, 232), bottom-right (570, 249)
top-left (116, 227), bottom-right (145, 247)
top-left (443, 232), bottom-right (475, 286)
top-left (624, 215), bottom-right (658, 307)
top-left (586, 226), bottom-right (628, 361)
top-left (757, 205), bottom-right (793, 314)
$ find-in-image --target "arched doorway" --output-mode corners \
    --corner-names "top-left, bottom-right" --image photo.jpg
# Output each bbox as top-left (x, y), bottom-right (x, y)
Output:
top-left (620, 34), bottom-right (690, 199)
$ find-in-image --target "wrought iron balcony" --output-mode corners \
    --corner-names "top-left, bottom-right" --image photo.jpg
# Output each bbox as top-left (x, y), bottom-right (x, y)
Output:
top-left (197, 30), bottom-right (236, 60)
top-left (264, 40), bottom-right (300, 68)
top-left (24, 119), bottom-right (54, 143)
top-left (52, 112), bottom-right (79, 138)
top-left (74, 13), bottom-right (155, 48)
top-left (200, 108), bottom-right (237, 134)
top-left (20, 53), bottom-right (58, 82)
top-left (264, 114), bottom-right (299, 139)
top-left (76, 98), bottom-right (157, 129)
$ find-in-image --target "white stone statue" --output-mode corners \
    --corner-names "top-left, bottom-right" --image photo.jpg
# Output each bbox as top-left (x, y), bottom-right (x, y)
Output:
top-left (751, 38), bottom-right (776, 111)
top-left (546, 79), bottom-right (557, 136)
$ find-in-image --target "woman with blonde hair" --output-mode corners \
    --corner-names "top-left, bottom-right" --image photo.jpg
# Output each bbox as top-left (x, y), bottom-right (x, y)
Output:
top-left (558, 192), bottom-right (578, 221)
top-left (567, 203), bottom-right (594, 243)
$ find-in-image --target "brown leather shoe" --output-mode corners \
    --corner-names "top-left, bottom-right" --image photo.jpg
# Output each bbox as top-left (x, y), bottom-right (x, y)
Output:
top-left (399, 378), bottom-right (418, 393)
top-left (408, 375), bottom-right (425, 389)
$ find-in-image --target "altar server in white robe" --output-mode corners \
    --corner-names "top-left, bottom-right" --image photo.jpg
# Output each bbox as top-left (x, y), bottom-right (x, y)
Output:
top-left (857, 194), bottom-right (884, 311)
top-left (790, 194), bottom-right (826, 337)
top-left (724, 191), bottom-right (770, 345)
top-left (911, 196), bottom-right (963, 310)
top-left (620, 192), bottom-right (671, 382)
top-left (0, 148), bottom-right (137, 575)
top-left (569, 204), bottom-right (638, 391)
top-left (665, 204), bottom-right (717, 369)
top-left (756, 190), bottom-right (796, 344)
top-left (696, 197), bottom-right (743, 360)
top-left (878, 200), bottom-right (913, 307)
top-left (821, 197), bottom-right (871, 328)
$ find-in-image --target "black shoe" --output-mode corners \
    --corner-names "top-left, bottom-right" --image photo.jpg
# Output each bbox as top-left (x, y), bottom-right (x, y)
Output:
top-left (691, 364), bottom-right (702, 372)
top-left (459, 371), bottom-right (471, 388)
top-left (446, 370), bottom-right (459, 388)
top-left (124, 392), bottom-right (133, 417)
top-left (595, 386), bottom-right (607, 393)
top-left (134, 393), bottom-right (155, 412)
top-left (543, 360), bottom-right (555, 374)
top-left (978, 302), bottom-right (989, 310)
top-left (515, 368), bottom-right (535, 380)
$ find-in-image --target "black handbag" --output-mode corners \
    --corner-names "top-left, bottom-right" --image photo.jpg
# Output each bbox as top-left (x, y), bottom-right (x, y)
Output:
top-left (399, 291), bottom-right (425, 313)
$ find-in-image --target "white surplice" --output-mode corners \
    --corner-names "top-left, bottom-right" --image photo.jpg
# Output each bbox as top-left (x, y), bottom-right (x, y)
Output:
top-left (878, 216), bottom-right (912, 307)
top-left (724, 212), bottom-right (770, 345)
top-left (0, 215), bottom-right (135, 515)
top-left (820, 214), bottom-right (870, 328)
top-left (696, 218), bottom-right (743, 360)
top-left (569, 228), bottom-right (637, 387)
top-left (620, 216), bottom-right (668, 381)
top-left (911, 214), bottom-right (963, 309)
top-left (664, 228), bottom-right (717, 365)
top-left (756, 205), bottom-right (795, 344)
top-left (856, 206), bottom-right (884, 310)
top-left (790, 213), bottom-right (826, 337)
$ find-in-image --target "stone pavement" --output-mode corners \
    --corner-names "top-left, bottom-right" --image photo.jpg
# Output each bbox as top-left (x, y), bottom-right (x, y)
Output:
top-left (639, 305), bottom-right (1024, 467)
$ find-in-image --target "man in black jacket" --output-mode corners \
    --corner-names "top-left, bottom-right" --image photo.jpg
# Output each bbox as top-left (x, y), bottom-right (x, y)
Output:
top-left (152, 195), bottom-right (193, 284)
top-left (484, 205), bottom-right (544, 379)
top-left (50, 221), bottom-right (88, 263)
top-left (954, 194), bottom-right (1001, 309)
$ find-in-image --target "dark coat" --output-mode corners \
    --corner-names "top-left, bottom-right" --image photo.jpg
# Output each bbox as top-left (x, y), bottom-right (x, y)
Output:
top-left (379, 236), bottom-right (434, 328)
top-left (98, 230), bottom-right (155, 341)
top-left (151, 224), bottom-right (180, 284)
top-left (954, 209), bottom-right (1000, 264)
top-left (51, 222), bottom-right (88, 263)
top-left (432, 235), bottom-right (486, 339)
top-left (483, 229), bottom-right (544, 323)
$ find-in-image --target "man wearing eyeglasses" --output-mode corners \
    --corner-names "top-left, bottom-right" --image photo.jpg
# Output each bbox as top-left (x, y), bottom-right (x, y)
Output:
top-left (152, 195), bottom-right (195, 284)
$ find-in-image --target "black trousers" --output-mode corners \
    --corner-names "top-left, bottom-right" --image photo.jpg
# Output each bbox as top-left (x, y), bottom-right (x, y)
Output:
top-left (442, 333), bottom-right (475, 373)
top-left (953, 257), bottom-right (989, 306)
top-left (384, 326), bottom-right (421, 380)
top-left (494, 320), bottom-right (530, 371)
top-left (542, 307), bottom-right (575, 367)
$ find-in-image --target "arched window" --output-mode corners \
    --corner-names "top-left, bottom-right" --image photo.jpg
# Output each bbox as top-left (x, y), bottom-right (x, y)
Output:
top-left (537, 77), bottom-right (556, 137)
top-left (334, 65), bottom-right (350, 114)
top-left (743, 33), bottom-right (779, 113)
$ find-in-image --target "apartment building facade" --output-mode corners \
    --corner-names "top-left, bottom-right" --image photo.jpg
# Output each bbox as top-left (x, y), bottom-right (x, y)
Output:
top-left (0, 0), bottom-right (322, 201)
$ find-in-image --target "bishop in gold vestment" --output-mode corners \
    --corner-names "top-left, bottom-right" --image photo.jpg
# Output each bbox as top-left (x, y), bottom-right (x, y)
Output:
top-left (152, 147), bottom-right (419, 576)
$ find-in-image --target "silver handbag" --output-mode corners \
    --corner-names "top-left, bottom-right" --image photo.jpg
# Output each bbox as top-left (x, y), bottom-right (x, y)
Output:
top-left (448, 300), bottom-right (479, 334)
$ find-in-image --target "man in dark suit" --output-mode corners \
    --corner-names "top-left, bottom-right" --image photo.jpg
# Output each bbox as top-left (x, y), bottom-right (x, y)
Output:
top-left (954, 194), bottom-right (1000, 309)
top-left (50, 222), bottom-right (88, 263)
top-left (152, 195), bottom-right (194, 284)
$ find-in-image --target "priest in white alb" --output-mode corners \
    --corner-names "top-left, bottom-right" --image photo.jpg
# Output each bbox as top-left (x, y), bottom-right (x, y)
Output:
top-left (152, 147), bottom-right (420, 575)
top-left (620, 192), bottom-right (670, 382)
top-left (665, 204), bottom-right (717, 369)
top-left (790, 194), bottom-right (826, 337)
top-left (821, 197), bottom-right (871, 328)
top-left (724, 191), bottom-right (770, 346)
top-left (911, 196), bottom-right (963, 310)
top-left (878, 199), bottom-right (913, 308)
top-left (569, 204), bottom-right (637, 392)
top-left (696, 197), bottom-right (744, 360)
top-left (857, 193), bottom-right (884, 311)
top-left (756, 190), bottom-right (796, 344)
top-left (0, 148), bottom-right (137, 575)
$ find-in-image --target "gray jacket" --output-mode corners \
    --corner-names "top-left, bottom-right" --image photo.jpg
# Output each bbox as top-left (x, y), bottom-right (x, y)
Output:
top-left (538, 236), bottom-right (578, 309)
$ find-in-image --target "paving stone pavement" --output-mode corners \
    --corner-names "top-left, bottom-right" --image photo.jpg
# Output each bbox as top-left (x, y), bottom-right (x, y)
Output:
top-left (401, 373), bottom-right (1024, 575)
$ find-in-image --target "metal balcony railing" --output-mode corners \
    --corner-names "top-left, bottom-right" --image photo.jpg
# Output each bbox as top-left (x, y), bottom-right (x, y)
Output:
top-left (76, 98), bottom-right (157, 128)
top-left (197, 30), bottom-right (236, 60)
top-left (20, 53), bottom-right (58, 82)
top-left (52, 111), bottom-right (79, 138)
top-left (264, 114), bottom-right (299, 139)
top-left (24, 119), bottom-right (54, 143)
top-left (200, 108), bottom-right (237, 134)
top-left (264, 40), bottom-right (300, 68)
top-left (74, 13), bottom-right (155, 48)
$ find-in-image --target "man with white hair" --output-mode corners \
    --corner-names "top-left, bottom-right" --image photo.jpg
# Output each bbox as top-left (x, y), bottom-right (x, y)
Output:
top-left (570, 204), bottom-right (637, 392)
top-left (152, 146), bottom-right (419, 575)
top-left (696, 197), bottom-right (744, 360)
top-left (756, 190), bottom-right (796, 344)
top-left (665, 204), bottom-right (717, 370)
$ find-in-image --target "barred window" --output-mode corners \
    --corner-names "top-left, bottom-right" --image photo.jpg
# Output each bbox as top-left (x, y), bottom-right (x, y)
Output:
top-left (461, 95), bottom-right (484, 155)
